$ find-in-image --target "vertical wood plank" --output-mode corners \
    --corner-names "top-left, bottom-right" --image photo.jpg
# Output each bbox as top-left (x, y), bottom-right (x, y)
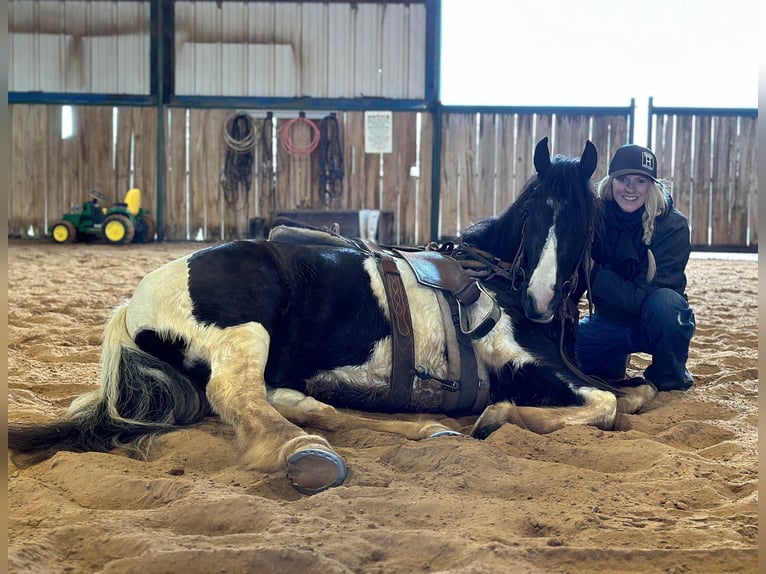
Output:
top-left (382, 112), bottom-right (416, 243)
top-left (416, 111), bottom-right (433, 244)
top-left (165, 108), bottom-right (189, 240)
top-left (440, 113), bottom-right (474, 238)
top-left (476, 113), bottom-right (497, 218)
top-left (88, 106), bottom-right (115, 199)
top-left (62, 107), bottom-right (83, 218)
top-left (515, 114), bottom-right (536, 197)
top-left (590, 116), bottom-right (617, 181)
top-left (534, 114), bottom-right (553, 155)
top-left (494, 113), bottom-right (516, 210)
top-left (187, 109), bottom-right (209, 239)
top-left (458, 113), bottom-right (477, 234)
top-left (115, 107), bottom-right (135, 196)
top-left (691, 116), bottom-right (712, 246)
top-left (10, 105), bottom-right (29, 236)
top-left (45, 105), bottom-right (64, 232)
top-left (711, 117), bottom-right (736, 245)
top-left (26, 105), bottom-right (48, 237)
top-left (206, 109), bottom-right (227, 240)
top-left (133, 107), bottom-right (158, 222)
top-left (342, 111), bottom-right (365, 211)
top-left (738, 117), bottom-right (757, 246)
top-left (671, 115), bottom-right (694, 221)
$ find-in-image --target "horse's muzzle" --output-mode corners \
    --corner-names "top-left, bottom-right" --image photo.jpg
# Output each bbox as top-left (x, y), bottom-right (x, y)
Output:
top-left (523, 291), bottom-right (556, 324)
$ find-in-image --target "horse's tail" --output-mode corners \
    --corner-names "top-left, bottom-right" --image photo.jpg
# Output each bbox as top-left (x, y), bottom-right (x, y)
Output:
top-left (8, 303), bottom-right (210, 465)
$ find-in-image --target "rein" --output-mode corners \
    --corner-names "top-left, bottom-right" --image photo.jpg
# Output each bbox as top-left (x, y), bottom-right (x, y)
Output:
top-left (555, 230), bottom-right (624, 396)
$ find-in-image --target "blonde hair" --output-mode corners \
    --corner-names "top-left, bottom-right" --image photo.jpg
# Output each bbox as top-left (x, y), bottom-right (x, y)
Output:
top-left (596, 175), bottom-right (671, 282)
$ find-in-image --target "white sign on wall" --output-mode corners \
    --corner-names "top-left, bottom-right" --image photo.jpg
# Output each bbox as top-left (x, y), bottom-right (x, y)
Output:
top-left (364, 111), bottom-right (393, 154)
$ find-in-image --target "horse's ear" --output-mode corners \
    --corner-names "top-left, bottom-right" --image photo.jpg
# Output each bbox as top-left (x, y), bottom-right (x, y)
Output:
top-left (579, 140), bottom-right (598, 179)
top-left (534, 137), bottom-right (551, 176)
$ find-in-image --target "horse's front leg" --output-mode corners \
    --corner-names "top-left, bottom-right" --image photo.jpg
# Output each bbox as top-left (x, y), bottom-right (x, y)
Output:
top-left (613, 377), bottom-right (658, 414)
top-left (268, 388), bottom-right (464, 440)
top-left (202, 323), bottom-right (346, 494)
top-left (470, 387), bottom-right (618, 438)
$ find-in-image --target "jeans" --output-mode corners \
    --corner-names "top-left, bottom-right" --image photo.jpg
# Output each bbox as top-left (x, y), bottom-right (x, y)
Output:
top-left (575, 288), bottom-right (696, 391)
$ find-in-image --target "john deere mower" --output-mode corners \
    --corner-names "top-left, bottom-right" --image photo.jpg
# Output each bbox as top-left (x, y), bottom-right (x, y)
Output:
top-left (50, 188), bottom-right (156, 245)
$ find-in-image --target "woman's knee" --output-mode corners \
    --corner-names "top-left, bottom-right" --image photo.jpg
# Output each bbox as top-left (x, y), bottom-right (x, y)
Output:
top-left (641, 288), bottom-right (695, 336)
top-left (641, 289), bottom-right (688, 321)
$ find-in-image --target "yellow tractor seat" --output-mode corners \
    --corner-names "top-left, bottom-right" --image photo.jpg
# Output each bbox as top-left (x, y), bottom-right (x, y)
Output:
top-left (124, 188), bottom-right (142, 216)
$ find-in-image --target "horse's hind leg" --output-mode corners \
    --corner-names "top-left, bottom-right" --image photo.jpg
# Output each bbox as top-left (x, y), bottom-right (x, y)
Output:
top-left (268, 388), bottom-right (463, 440)
top-left (202, 323), bottom-right (345, 494)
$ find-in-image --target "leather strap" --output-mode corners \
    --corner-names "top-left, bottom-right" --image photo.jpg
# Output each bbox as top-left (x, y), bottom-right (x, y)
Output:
top-left (376, 255), bottom-right (415, 411)
top-left (445, 294), bottom-right (481, 412)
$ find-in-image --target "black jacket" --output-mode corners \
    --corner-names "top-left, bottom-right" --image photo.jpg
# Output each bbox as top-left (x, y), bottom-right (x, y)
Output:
top-left (589, 193), bottom-right (691, 323)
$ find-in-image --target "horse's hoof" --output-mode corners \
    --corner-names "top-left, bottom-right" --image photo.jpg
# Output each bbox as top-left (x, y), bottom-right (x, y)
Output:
top-left (286, 448), bottom-right (347, 495)
top-left (429, 429), bottom-right (465, 438)
top-left (469, 414), bottom-right (501, 440)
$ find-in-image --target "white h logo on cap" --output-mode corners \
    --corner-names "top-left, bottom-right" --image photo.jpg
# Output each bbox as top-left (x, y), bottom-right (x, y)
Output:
top-left (642, 151), bottom-right (655, 170)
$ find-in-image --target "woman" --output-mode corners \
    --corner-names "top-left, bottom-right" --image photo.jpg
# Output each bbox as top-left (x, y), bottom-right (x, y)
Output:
top-left (575, 144), bottom-right (695, 391)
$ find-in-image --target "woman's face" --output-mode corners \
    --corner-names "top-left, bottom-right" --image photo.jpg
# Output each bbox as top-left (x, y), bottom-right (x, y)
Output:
top-left (612, 174), bottom-right (650, 213)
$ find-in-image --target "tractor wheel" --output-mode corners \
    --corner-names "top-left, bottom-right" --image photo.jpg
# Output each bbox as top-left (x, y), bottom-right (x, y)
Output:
top-left (134, 216), bottom-right (156, 243)
top-left (102, 214), bottom-right (135, 244)
top-left (51, 221), bottom-right (77, 244)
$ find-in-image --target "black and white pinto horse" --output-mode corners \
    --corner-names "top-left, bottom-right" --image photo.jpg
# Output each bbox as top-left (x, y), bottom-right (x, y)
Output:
top-left (9, 138), bottom-right (656, 494)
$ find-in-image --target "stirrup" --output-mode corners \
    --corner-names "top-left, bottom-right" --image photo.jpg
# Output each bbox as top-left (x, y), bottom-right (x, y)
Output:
top-left (457, 284), bottom-right (501, 339)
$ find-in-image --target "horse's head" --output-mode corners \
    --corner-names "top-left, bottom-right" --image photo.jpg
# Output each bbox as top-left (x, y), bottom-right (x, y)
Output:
top-left (464, 137), bottom-right (599, 324)
top-left (518, 137), bottom-right (599, 323)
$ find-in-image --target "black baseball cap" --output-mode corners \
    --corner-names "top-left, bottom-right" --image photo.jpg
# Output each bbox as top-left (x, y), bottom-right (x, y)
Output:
top-left (608, 144), bottom-right (658, 181)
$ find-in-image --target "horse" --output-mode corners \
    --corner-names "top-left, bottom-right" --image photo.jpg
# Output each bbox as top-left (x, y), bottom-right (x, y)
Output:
top-left (8, 137), bottom-right (657, 495)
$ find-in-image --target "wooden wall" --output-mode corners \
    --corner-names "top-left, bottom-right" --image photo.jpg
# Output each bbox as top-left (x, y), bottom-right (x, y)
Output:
top-left (651, 113), bottom-right (758, 248)
top-left (9, 105), bottom-right (158, 238)
top-left (9, 104), bottom-right (758, 249)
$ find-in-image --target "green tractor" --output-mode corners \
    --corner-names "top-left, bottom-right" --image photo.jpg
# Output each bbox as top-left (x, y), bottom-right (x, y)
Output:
top-left (50, 188), bottom-right (156, 245)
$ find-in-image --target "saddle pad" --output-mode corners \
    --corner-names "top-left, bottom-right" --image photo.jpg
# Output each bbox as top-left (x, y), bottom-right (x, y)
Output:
top-left (394, 249), bottom-right (479, 304)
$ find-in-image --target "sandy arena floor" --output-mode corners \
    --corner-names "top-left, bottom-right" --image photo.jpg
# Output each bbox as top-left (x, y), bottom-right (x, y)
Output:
top-left (7, 240), bottom-right (758, 574)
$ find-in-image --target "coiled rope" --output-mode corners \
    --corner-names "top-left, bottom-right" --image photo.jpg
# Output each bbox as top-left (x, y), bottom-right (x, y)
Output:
top-left (221, 112), bottom-right (258, 208)
top-left (279, 115), bottom-right (320, 157)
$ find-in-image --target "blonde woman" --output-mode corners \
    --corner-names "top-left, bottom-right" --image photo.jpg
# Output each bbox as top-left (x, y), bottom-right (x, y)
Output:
top-left (575, 144), bottom-right (695, 391)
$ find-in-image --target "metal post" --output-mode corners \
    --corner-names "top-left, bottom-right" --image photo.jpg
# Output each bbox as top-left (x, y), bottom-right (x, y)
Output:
top-left (426, 0), bottom-right (442, 242)
top-left (646, 96), bottom-right (654, 149)
top-left (153, 0), bottom-right (172, 241)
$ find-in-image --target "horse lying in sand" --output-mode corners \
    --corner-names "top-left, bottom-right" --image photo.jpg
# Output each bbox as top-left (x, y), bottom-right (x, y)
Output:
top-left (8, 138), bottom-right (656, 494)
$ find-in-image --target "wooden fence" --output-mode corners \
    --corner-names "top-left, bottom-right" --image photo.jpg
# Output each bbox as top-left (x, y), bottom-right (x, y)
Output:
top-left (9, 103), bottom-right (757, 249)
top-left (649, 102), bottom-right (758, 248)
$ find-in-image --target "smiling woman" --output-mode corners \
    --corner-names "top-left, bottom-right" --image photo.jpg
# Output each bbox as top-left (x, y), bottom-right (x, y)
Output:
top-left (440, 0), bottom-right (758, 132)
top-left (575, 142), bottom-right (696, 392)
